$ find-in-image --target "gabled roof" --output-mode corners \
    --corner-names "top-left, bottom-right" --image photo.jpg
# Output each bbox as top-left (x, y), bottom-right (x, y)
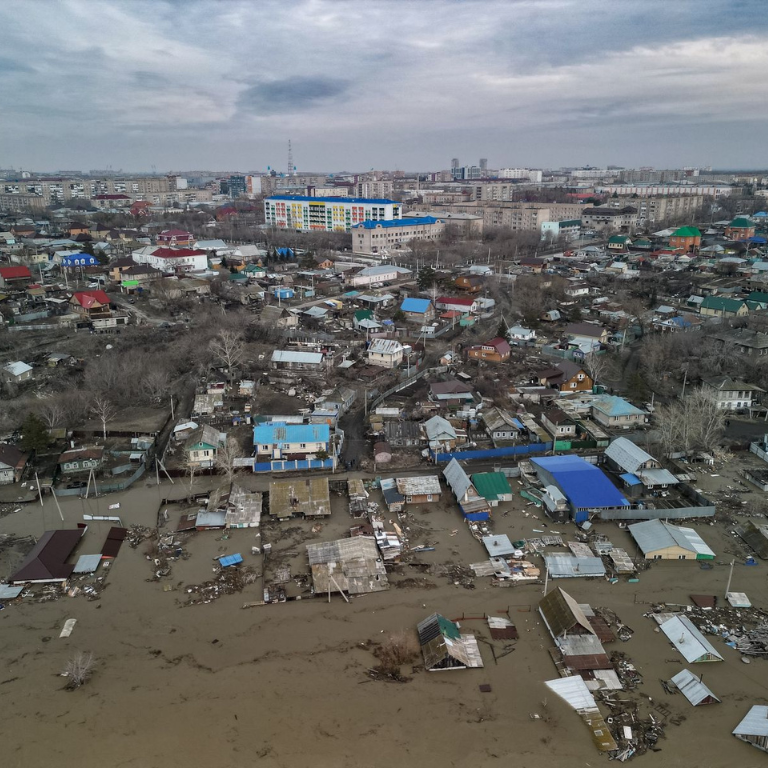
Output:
top-left (728, 217), bottom-right (753, 229)
top-left (700, 296), bottom-right (746, 312)
top-left (152, 247), bottom-right (206, 259)
top-left (9, 529), bottom-right (84, 583)
top-left (629, 519), bottom-right (715, 557)
top-left (605, 437), bottom-right (655, 473)
top-left (0, 265), bottom-right (32, 280)
top-left (4, 361), bottom-right (32, 377)
top-left (472, 472), bottom-right (512, 501)
top-left (400, 297), bottom-right (432, 313)
top-left (659, 614), bottom-right (723, 663)
top-left (436, 295), bottom-right (475, 307)
top-left (443, 458), bottom-right (472, 500)
top-left (184, 424), bottom-right (221, 450)
top-left (0, 444), bottom-right (25, 470)
top-left (71, 290), bottom-right (110, 308)
top-left (670, 669), bottom-right (720, 706)
top-left (733, 705), bottom-right (768, 738)
top-left (672, 226), bottom-right (701, 238)
top-left (592, 395), bottom-right (646, 418)
top-left (565, 322), bottom-right (606, 338)
top-left (539, 587), bottom-right (596, 638)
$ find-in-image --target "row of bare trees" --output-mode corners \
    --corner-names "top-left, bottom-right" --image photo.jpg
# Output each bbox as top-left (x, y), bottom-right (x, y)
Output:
top-left (655, 387), bottom-right (726, 456)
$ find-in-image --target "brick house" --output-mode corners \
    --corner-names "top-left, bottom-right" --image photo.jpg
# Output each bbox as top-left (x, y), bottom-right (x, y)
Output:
top-left (467, 337), bottom-right (511, 363)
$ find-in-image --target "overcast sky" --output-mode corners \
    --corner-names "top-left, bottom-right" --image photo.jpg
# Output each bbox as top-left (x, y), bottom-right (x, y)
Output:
top-left (1, 0), bottom-right (767, 173)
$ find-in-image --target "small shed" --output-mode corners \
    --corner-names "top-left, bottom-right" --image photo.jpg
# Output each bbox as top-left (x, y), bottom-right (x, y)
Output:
top-left (659, 614), bottom-right (724, 663)
top-left (670, 669), bottom-right (720, 706)
top-left (417, 613), bottom-right (484, 671)
top-left (733, 705), bottom-right (768, 753)
top-left (482, 534), bottom-right (516, 558)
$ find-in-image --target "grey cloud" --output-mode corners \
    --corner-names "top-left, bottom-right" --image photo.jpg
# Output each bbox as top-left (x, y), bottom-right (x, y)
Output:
top-left (133, 70), bottom-right (170, 88)
top-left (237, 76), bottom-right (350, 116)
top-left (0, 56), bottom-right (35, 74)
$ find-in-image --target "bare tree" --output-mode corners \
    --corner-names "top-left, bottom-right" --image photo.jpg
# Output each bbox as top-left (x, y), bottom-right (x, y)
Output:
top-left (183, 452), bottom-right (198, 493)
top-left (90, 396), bottom-right (117, 439)
top-left (688, 386), bottom-right (726, 450)
top-left (215, 436), bottom-right (243, 485)
top-left (36, 398), bottom-right (66, 430)
top-left (62, 651), bottom-right (95, 689)
top-left (584, 351), bottom-right (610, 388)
top-left (209, 330), bottom-right (245, 380)
top-left (141, 368), bottom-right (171, 405)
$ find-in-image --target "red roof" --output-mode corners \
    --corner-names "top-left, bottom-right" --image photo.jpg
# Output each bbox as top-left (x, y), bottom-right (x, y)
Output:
top-left (152, 247), bottom-right (206, 259)
top-left (158, 229), bottom-right (193, 238)
top-left (485, 337), bottom-right (511, 354)
top-left (72, 290), bottom-right (111, 308)
top-left (437, 296), bottom-right (475, 307)
top-left (0, 265), bottom-right (32, 280)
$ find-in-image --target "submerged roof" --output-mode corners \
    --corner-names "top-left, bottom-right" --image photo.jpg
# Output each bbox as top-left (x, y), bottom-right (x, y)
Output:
top-left (733, 705), bottom-right (768, 737)
top-left (629, 520), bottom-right (715, 557)
top-left (659, 614), bottom-right (724, 663)
top-left (670, 669), bottom-right (720, 706)
top-left (9, 529), bottom-right (83, 583)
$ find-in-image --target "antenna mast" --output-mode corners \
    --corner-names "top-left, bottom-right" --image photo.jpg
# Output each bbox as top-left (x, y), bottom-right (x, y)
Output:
top-left (287, 139), bottom-right (294, 176)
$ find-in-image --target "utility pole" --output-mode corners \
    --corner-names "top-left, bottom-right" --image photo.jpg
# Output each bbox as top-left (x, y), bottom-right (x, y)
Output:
top-left (725, 558), bottom-right (735, 598)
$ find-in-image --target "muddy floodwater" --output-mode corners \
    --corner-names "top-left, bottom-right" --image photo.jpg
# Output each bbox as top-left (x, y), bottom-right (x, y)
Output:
top-left (1, 470), bottom-right (768, 768)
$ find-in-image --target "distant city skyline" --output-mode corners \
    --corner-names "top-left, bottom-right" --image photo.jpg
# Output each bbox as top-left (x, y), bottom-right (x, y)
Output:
top-left (1, 0), bottom-right (768, 172)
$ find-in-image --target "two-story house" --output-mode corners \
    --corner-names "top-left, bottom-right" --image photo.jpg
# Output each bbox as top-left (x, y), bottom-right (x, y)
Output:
top-left (252, 422), bottom-right (331, 461)
top-left (702, 377), bottom-right (764, 411)
top-left (184, 424), bottom-right (223, 469)
top-left (467, 337), bottom-right (511, 363)
top-left (367, 338), bottom-right (404, 369)
top-left (534, 360), bottom-right (593, 393)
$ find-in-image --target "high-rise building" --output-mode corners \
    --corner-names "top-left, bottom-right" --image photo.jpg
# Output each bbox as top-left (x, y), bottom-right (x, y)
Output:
top-left (264, 195), bottom-right (402, 232)
top-left (479, 158), bottom-right (488, 174)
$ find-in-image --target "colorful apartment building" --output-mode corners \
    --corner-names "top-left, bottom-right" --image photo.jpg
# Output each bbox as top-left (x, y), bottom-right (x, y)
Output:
top-left (264, 195), bottom-right (401, 232)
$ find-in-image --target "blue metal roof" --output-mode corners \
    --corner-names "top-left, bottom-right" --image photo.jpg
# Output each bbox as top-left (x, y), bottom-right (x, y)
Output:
top-left (620, 472), bottom-right (643, 486)
top-left (266, 195), bottom-right (397, 204)
top-left (531, 455), bottom-right (629, 509)
top-left (593, 396), bottom-right (645, 417)
top-left (401, 297), bottom-right (432, 313)
top-left (354, 216), bottom-right (437, 230)
top-left (253, 422), bottom-right (330, 446)
top-left (219, 553), bottom-right (243, 567)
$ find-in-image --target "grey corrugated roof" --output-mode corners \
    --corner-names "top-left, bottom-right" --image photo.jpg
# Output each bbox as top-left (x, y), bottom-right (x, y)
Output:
top-left (659, 615), bottom-right (723, 663)
top-left (443, 458), bottom-right (472, 500)
top-left (545, 554), bottom-right (606, 578)
top-left (670, 669), bottom-right (720, 706)
top-left (73, 554), bottom-right (102, 574)
top-left (271, 350), bottom-right (324, 364)
top-left (629, 520), bottom-right (714, 557)
top-left (734, 705), bottom-right (768, 737)
top-left (605, 437), bottom-right (654, 474)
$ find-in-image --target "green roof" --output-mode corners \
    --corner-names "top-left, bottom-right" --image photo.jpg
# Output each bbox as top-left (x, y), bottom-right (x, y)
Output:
top-left (228, 271), bottom-right (248, 281)
top-left (729, 217), bottom-right (753, 228)
top-left (672, 226), bottom-right (701, 238)
top-left (559, 219), bottom-right (581, 228)
top-left (748, 291), bottom-right (768, 303)
top-left (608, 235), bottom-right (631, 244)
top-left (436, 615), bottom-right (461, 640)
top-left (472, 472), bottom-right (512, 501)
top-left (700, 296), bottom-right (746, 312)
top-left (354, 309), bottom-right (373, 321)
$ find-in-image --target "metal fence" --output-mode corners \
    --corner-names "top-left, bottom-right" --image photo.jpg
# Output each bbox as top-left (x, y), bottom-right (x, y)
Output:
top-left (431, 442), bottom-right (554, 463)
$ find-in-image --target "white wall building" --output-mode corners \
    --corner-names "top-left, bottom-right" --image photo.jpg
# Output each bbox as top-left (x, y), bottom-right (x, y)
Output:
top-left (367, 338), bottom-right (404, 369)
top-left (131, 246), bottom-right (208, 273)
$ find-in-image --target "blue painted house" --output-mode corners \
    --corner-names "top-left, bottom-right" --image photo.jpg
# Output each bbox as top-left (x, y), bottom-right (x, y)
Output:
top-left (61, 252), bottom-right (99, 267)
top-left (253, 422), bottom-right (330, 461)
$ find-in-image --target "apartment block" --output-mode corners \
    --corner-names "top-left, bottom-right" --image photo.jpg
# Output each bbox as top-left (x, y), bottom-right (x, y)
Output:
top-left (265, 195), bottom-right (402, 232)
top-left (353, 216), bottom-right (444, 255)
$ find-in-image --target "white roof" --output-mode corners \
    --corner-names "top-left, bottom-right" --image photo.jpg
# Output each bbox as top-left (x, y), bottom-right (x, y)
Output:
top-left (443, 458), bottom-right (472, 500)
top-left (605, 437), bottom-right (654, 473)
top-left (629, 520), bottom-right (714, 558)
top-left (271, 350), bottom-right (323, 364)
top-left (357, 265), bottom-right (412, 277)
top-left (545, 676), bottom-right (599, 713)
top-left (545, 554), bottom-right (606, 578)
top-left (4, 361), bottom-right (32, 376)
top-left (659, 614), bottom-right (723, 663)
top-left (424, 415), bottom-right (456, 440)
top-left (734, 706), bottom-right (768, 737)
top-left (368, 338), bottom-right (402, 354)
top-left (670, 669), bottom-right (719, 706)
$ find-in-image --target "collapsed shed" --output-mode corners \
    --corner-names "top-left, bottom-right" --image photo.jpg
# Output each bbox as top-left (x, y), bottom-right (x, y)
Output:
top-left (306, 537), bottom-right (388, 596)
top-left (417, 613), bottom-right (484, 671)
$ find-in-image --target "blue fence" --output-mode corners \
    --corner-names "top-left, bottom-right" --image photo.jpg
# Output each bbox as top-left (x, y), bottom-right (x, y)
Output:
top-left (431, 443), bottom-right (553, 463)
top-left (253, 458), bottom-right (336, 473)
